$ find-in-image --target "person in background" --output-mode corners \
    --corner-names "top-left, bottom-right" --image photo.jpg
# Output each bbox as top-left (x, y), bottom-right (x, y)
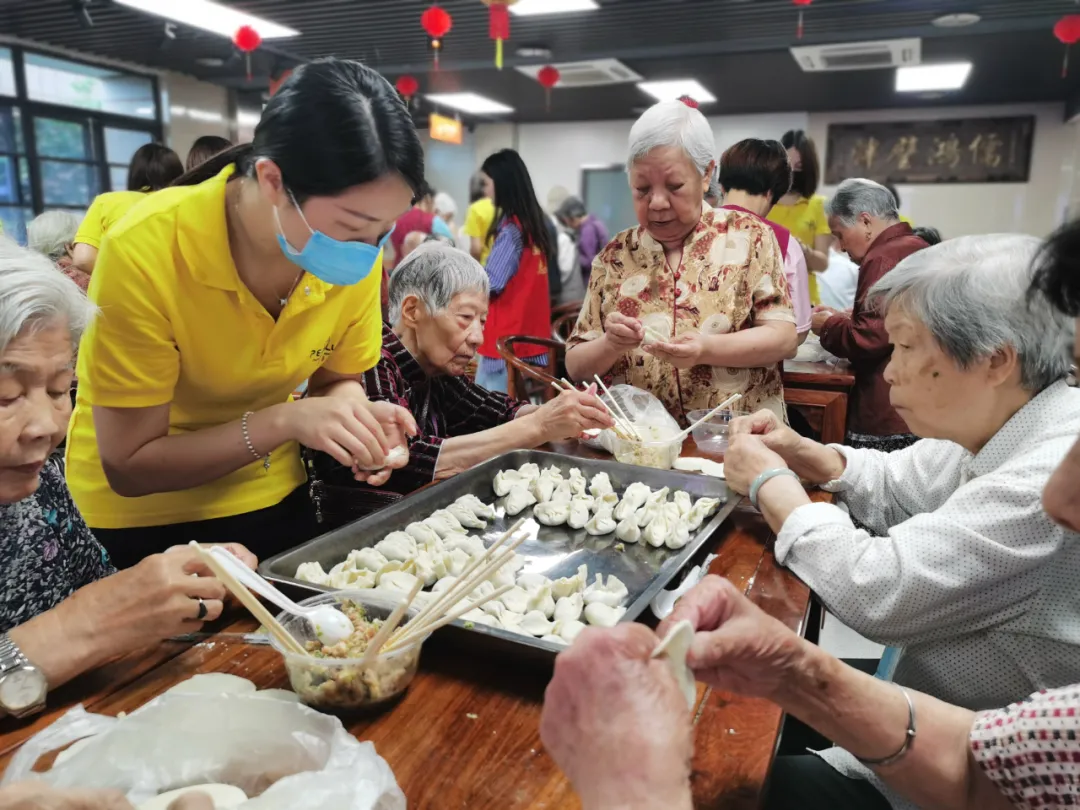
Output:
top-left (565, 101), bottom-right (796, 423)
top-left (185, 134), bottom-right (233, 172)
top-left (388, 181), bottom-right (454, 270)
top-left (812, 178), bottom-right (928, 450)
top-left (555, 196), bottom-right (609, 287)
top-left (473, 149), bottom-right (556, 394)
top-left (398, 231), bottom-right (428, 263)
top-left (551, 208), bottom-right (585, 306)
top-left (311, 244), bottom-right (611, 526)
top-left (27, 210), bottom-right (86, 291)
top-left (883, 181), bottom-right (913, 226)
top-left (433, 191), bottom-right (466, 249)
top-left (767, 130), bottom-right (832, 303)
top-left (718, 138), bottom-right (812, 346)
top-left (71, 143), bottom-right (183, 276)
top-left (464, 170), bottom-right (497, 263)
top-left (704, 173), bottom-right (723, 207)
top-left (816, 244), bottom-right (860, 312)
top-left (913, 225), bottom-right (942, 246)
top-left (541, 223), bottom-right (1080, 810)
top-left (64, 59), bottom-right (422, 569)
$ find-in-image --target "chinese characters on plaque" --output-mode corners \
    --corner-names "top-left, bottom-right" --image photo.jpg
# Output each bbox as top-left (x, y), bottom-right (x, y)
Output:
top-left (824, 116), bottom-right (1034, 184)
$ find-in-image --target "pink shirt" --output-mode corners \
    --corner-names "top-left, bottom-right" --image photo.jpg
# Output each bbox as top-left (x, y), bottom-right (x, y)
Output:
top-left (784, 238), bottom-right (812, 335)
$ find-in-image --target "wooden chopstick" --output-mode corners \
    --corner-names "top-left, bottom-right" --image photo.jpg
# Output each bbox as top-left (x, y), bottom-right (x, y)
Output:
top-left (593, 374), bottom-right (642, 440)
top-left (385, 583), bottom-right (515, 651)
top-left (360, 579), bottom-right (424, 664)
top-left (189, 541), bottom-right (308, 656)
top-left (673, 392), bottom-right (744, 442)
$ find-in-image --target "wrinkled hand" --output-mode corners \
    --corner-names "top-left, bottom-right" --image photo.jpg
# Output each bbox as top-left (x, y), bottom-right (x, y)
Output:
top-left (810, 307), bottom-right (837, 336)
top-left (352, 401), bottom-right (418, 486)
top-left (723, 434), bottom-right (789, 495)
top-left (534, 385), bottom-right (614, 441)
top-left (0, 781), bottom-right (133, 809)
top-left (70, 549), bottom-right (228, 659)
top-left (659, 576), bottom-right (806, 703)
top-left (540, 625), bottom-right (694, 810)
top-left (603, 312), bottom-right (644, 350)
top-left (166, 543), bottom-right (257, 572)
top-left (728, 409), bottom-right (803, 460)
top-left (286, 396), bottom-right (393, 472)
top-left (642, 334), bottom-right (706, 369)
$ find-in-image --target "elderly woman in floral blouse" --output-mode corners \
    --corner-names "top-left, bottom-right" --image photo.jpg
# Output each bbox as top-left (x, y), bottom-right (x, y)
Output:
top-left (565, 100), bottom-right (798, 423)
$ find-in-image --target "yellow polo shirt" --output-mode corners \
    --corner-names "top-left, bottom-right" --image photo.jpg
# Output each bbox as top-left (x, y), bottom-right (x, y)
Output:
top-left (74, 190), bottom-right (148, 249)
top-left (66, 165), bottom-right (384, 529)
top-left (463, 197), bottom-right (496, 263)
top-left (768, 194), bottom-right (831, 305)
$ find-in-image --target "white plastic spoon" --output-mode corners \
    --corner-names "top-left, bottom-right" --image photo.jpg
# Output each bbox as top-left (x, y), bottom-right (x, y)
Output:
top-left (207, 547), bottom-right (354, 646)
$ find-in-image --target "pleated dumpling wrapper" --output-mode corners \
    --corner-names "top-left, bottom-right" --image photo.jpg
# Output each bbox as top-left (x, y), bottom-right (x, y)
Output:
top-left (652, 619), bottom-right (697, 710)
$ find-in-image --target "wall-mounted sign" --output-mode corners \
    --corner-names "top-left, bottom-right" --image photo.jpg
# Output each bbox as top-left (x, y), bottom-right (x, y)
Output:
top-left (825, 116), bottom-right (1034, 184)
top-left (430, 112), bottom-right (463, 145)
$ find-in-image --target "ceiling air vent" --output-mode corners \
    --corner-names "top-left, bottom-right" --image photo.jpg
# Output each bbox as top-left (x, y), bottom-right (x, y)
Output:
top-left (516, 58), bottom-right (643, 88)
top-left (790, 38), bottom-right (922, 72)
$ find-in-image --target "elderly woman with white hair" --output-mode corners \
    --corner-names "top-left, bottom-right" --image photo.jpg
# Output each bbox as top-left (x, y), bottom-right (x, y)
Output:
top-left (310, 243), bottom-right (611, 526)
top-left (26, 210), bottom-right (87, 291)
top-left (812, 177), bottom-right (929, 451)
top-left (0, 238), bottom-right (255, 724)
top-left (722, 234), bottom-right (1080, 808)
top-left (565, 100), bottom-right (797, 423)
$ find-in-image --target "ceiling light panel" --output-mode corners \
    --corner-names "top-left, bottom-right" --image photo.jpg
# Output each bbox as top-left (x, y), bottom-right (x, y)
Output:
top-left (896, 62), bottom-right (972, 92)
top-left (113, 0), bottom-right (299, 39)
top-left (426, 93), bottom-right (514, 115)
top-left (510, 0), bottom-right (599, 16)
top-left (637, 79), bottom-right (716, 104)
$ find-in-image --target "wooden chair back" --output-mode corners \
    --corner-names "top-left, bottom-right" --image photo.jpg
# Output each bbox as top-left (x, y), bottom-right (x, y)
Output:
top-left (495, 336), bottom-right (564, 402)
top-left (551, 310), bottom-right (580, 343)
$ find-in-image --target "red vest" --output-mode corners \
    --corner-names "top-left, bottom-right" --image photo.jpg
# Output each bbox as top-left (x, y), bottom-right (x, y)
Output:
top-left (389, 208), bottom-right (436, 268)
top-left (479, 227), bottom-right (551, 359)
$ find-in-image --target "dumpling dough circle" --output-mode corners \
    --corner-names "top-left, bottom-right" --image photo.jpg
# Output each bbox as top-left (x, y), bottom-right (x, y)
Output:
top-left (137, 784), bottom-right (247, 810)
top-left (652, 619), bottom-right (697, 711)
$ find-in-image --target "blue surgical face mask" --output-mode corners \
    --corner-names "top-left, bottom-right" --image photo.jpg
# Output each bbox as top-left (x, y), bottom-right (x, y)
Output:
top-left (274, 191), bottom-right (392, 286)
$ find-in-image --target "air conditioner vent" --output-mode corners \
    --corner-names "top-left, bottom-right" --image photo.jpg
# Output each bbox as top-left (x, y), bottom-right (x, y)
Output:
top-left (516, 58), bottom-right (643, 87)
top-left (791, 38), bottom-right (922, 72)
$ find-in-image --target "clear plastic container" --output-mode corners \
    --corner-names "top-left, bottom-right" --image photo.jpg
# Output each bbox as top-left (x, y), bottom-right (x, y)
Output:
top-left (611, 434), bottom-right (682, 469)
top-left (687, 408), bottom-right (738, 453)
top-left (269, 590), bottom-right (428, 713)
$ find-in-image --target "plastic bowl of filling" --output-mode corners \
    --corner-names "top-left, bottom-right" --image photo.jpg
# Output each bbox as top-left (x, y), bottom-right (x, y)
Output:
top-left (611, 433), bottom-right (682, 470)
top-left (270, 590), bottom-right (428, 713)
top-left (687, 408), bottom-right (740, 453)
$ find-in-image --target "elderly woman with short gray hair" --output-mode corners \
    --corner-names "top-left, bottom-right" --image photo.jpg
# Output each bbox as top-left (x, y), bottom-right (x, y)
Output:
top-left (312, 243), bottom-right (611, 526)
top-left (565, 100), bottom-right (797, 423)
top-left (26, 210), bottom-right (87, 291)
top-left (725, 233), bottom-right (1080, 808)
top-left (812, 177), bottom-right (928, 451)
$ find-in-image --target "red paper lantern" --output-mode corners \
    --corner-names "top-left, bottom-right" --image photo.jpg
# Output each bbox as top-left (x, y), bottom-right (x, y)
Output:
top-left (483, 0), bottom-right (517, 70)
top-left (421, 5), bottom-right (453, 69)
top-left (792, 0), bottom-right (812, 39)
top-left (233, 25), bottom-right (262, 81)
top-left (396, 74), bottom-right (420, 105)
top-left (1055, 15), bottom-right (1080, 77)
top-left (537, 65), bottom-right (560, 111)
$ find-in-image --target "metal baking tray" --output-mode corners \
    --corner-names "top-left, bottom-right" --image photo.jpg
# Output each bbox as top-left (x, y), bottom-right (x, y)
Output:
top-left (261, 449), bottom-right (737, 658)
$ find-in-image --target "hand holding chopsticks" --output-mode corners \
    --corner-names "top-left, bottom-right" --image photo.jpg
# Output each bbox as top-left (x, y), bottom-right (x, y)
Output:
top-left (549, 378), bottom-right (636, 442)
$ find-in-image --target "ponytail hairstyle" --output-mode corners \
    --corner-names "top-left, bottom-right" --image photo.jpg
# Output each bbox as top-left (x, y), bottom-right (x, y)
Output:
top-left (170, 58), bottom-right (425, 203)
top-left (481, 149), bottom-right (554, 263)
top-left (127, 143), bottom-right (183, 191)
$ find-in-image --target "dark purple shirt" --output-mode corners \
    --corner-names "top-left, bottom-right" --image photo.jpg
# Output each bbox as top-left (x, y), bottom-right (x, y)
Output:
top-left (577, 214), bottom-right (608, 279)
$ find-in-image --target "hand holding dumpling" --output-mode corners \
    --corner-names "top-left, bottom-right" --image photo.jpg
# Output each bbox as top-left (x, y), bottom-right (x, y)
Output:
top-left (530, 384), bottom-right (613, 442)
top-left (601, 311), bottom-right (645, 350)
top-left (540, 624), bottom-right (694, 810)
top-left (722, 434), bottom-right (789, 496)
top-left (728, 409), bottom-right (803, 460)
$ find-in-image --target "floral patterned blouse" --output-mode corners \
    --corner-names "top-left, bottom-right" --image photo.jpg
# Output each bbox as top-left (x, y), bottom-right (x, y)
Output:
top-left (567, 205), bottom-right (795, 423)
top-left (0, 456), bottom-right (114, 633)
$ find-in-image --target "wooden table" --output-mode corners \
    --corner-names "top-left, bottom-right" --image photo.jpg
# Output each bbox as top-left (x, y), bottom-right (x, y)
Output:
top-left (782, 357), bottom-right (855, 445)
top-left (0, 439), bottom-right (814, 809)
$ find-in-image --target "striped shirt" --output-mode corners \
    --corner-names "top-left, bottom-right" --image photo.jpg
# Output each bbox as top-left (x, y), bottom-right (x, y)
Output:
top-left (316, 324), bottom-right (527, 495)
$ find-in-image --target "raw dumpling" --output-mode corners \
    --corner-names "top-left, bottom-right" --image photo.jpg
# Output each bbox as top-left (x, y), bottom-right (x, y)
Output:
top-left (328, 562), bottom-right (375, 590)
top-left (614, 483), bottom-right (651, 520)
top-left (499, 611), bottom-right (525, 632)
top-left (554, 593), bottom-right (584, 622)
top-left (347, 547), bottom-right (389, 572)
top-left (516, 572), bottom-right (551, 590)
top-left (673, 490), bottom-right (693, 517)
top-left (643, 511), bottom-right (672, 547)
top-left (551, 564), bottom-right (588, 599)
top-left (687, 497), bottom-right (722, 530)
top-left (490, 556), bottom-right (521, 589)
top-left (555, 619), bottom-right (586, 643)
top-left (666, 518), bottom-right (691, 550)
top-left (295, 561), bottom-right (328, 585)
top-left (444, 534), bottom-right (486, 558)
top-left (592, 491), bottom-right (619, 513)
top-left (494, 469), bottom-right (524, 496)
top-left (520, 610), bottom-right (556, 637)
top-left (500, 586), bottom-right (530, 614)
top-left (652, 619), bottom-right (697, 710)
top-left (447, 547), bottom-right (472, 577)
top-left (530, 474), bottom-right (557, 503)
top-left (446, 501), bottom-right (488, 529)
top-left (534, 501), bottom-right (570, 526)
top-left (567, 468), bottom-right (587, 496)
top-left (517, 462), bottom-right (541, 481)
top-left (589, 472), bottom-right (614, 498)
top-left (404, 522), bottom-right (442, 546)
top-left (461, 608), bottom-right (498, 628)
top-left (481, 599), bottom-right (506, 618)
top-left (584, 602), bottom-right (627, 627)
top-left (504, 484), bottom-right (537, 516)
top-left (541, 464), bottom-right (564, 481)
top-left (526, 583), bottom-right (556, 618)
top-left (540, 634), bottom-right (568, 646)
top-left (423, 512), bottom-right (466, 539)
top-left (583, 573), bottom-right (629, 607)
top-left (375, 532), bottom-right (417, 562)
top-left (567, 499), bottom-right (591, 530)
top-left (413, 550), bottom-right (446, 586)
top-left (378, 569), bottom-right (420, 594)
top-left (647, 486), bottom-right (671, 506)
top-left (455, 493), bottom-right (496, 520)
top-left (635, 502), bottom-right (662, 528)
top-left (549, 481), bottom-right (573, 507)
top-left (585, 507), bottom-right (616, 536)
top-left (432, 576), bottom-right (458, 595)
top-left (615, 516), bottom-right (642, 544)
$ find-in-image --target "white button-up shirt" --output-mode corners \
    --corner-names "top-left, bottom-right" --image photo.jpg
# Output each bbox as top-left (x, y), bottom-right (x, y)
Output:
top-left (776, 381), bottom-right (1080, 807)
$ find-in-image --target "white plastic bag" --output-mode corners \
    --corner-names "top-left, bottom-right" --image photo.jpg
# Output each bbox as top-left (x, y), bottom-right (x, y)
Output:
top-left (3, 687), bottom-right (404, 810)
top-left (583, 383), bottom-right (681, 452)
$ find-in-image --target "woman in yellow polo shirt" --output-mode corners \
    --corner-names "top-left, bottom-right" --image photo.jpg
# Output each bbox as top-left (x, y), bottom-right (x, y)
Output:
top-left (66, 58), bottom-right (423, 568)
top-left (767, 130), bottom-right (833, 304)
top-left (463, 171), bottom-right (496, 263)
top-left (71, 143), bottom-right (183, 276)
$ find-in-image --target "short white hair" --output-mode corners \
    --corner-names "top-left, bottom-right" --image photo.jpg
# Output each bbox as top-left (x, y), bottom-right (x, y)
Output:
top-left (826, 178), bottom-right (899, 226)
top-left (388, 242), bottom-right (489, 326)
top-left (0, 237), bottom-right (96, 355)
top-left (27, 210), bottom-right (82, 262)
top-left (627, 101), bottom-right (715, 175)
top-left (869, 234), bottom-right (1074, 392)
top-left (433, 192), bottom-right (456, 217)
